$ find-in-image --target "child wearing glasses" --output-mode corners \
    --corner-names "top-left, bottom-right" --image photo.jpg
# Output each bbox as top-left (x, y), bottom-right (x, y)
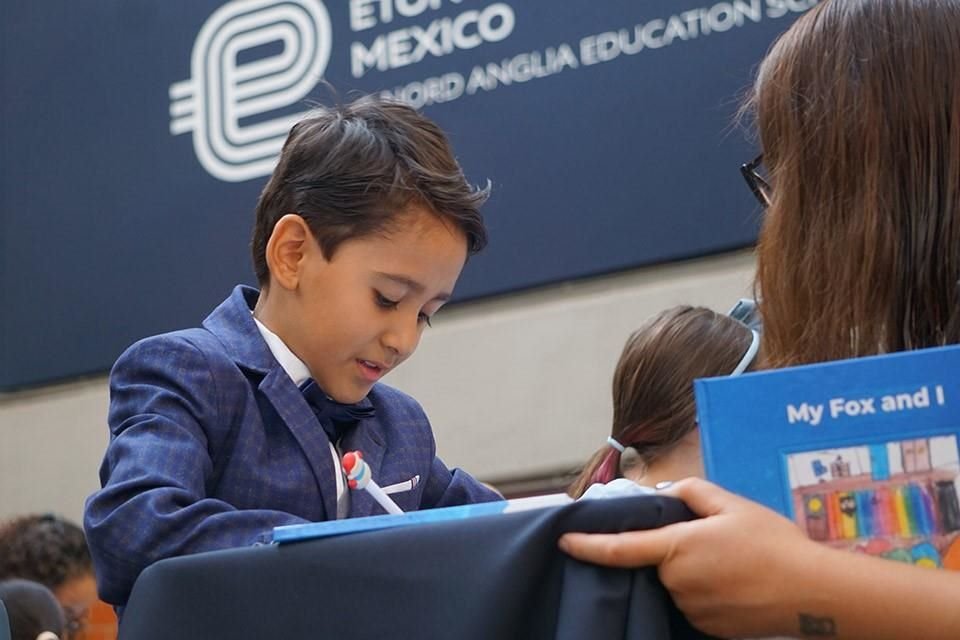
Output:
top-left (0, 515), bottom-right (95, 639)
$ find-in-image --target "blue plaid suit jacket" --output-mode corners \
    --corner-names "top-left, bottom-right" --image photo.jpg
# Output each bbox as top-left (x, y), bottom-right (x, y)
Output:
top-left (84, 285), bottom-right (500, 606)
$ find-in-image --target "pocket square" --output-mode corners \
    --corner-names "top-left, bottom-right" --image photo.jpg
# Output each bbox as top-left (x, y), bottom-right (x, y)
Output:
top-left (381, 475), bottom-right (420, 495)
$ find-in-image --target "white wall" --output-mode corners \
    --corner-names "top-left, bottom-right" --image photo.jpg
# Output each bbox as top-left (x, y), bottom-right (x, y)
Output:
top-left (0, 379), bottom-right (111, 523)
top-left (388, 250), bottom-right (756, 480)
top-left (0, 250), bottom-right (755, 522)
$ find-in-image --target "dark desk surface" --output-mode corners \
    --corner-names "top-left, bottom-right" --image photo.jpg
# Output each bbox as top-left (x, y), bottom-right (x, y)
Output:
top-left (120, 495), bottom-right (717, 640)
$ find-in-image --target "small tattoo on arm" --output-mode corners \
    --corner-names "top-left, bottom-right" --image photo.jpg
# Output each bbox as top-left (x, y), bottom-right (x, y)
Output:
top-left (798, 613), bottom-right (837, 636)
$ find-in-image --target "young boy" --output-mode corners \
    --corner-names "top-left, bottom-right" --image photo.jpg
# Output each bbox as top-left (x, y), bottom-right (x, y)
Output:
top-left (84, 96), bottom-right (501, 608)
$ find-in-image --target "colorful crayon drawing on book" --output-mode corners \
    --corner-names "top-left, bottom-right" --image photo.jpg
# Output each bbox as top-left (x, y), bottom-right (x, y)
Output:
top-left (694, 345), bottom-right (960, 572)
top-left (787, 436), bottom-right (960, 568)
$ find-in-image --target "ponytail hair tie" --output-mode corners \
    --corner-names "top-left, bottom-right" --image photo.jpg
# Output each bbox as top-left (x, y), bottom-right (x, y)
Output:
top-left (606, 436), bottom-right (626, 453)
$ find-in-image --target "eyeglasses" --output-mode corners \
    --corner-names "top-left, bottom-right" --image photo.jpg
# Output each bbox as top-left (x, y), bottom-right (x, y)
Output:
top-left (62, 604), bottom-right (87, 639)
top-left (740, 154), bottom-right (771, 208)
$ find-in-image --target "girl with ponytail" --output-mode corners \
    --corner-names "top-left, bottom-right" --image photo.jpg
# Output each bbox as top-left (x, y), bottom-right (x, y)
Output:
top-left (567, 305), bottom-right (758, 498)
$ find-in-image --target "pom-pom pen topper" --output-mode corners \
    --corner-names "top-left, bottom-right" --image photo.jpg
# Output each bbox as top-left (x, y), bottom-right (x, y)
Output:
top-left (341, 451), bottom-right (405, 515)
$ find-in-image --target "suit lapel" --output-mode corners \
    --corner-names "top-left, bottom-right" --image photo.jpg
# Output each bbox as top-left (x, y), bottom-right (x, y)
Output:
top-left (341, 419), bottom-right (387, 517)
top-left (204, 285), bottom-right (385, 520)
top-left (202, 286), bottom-right (276, 372)
top-left (258, 362), bottom-right (340, 521)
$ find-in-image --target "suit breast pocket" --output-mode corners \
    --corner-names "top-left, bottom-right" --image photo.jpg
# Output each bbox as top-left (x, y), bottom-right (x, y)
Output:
top-left (381, 474), bottom-right (420, 495)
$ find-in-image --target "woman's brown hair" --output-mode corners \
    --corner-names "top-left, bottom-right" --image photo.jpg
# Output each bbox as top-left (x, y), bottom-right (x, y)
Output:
top-left (568, 306), bottom-right (756, 498)
top-left (751, 0), bottom-right (960, 368)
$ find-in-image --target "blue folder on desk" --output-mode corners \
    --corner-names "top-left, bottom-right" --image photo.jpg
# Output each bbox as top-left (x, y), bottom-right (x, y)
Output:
top-left (273, 493), bottom-right (573, 543)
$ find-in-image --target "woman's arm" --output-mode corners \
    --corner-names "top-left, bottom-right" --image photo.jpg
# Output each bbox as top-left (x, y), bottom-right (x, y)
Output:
top-left (559, 478), bottom-right (960, 639)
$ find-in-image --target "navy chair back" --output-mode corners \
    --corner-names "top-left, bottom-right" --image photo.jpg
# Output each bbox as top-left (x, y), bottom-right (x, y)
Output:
top-left (0, 597), bottom-right (11, 640)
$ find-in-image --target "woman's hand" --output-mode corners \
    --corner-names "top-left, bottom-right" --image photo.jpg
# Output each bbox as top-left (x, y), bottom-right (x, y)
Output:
top-left (559, 478), bottom-right (825, 638)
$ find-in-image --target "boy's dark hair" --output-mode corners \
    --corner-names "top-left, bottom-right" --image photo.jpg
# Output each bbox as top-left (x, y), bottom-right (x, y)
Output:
top-left (252, 95), bottom-right (490, 286)
top-left (0, 514), bottom-right (93, 590)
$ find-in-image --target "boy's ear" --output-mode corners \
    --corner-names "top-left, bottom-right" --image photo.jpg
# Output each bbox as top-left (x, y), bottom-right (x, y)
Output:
top-left (265, 214), bottom-right (314, 291)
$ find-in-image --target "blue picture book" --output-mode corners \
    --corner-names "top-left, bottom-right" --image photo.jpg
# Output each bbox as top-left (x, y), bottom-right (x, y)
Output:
top-left (694, 345), bottom-right (960, 569)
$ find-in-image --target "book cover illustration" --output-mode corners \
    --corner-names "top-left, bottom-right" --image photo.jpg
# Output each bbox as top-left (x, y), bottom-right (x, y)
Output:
top-left (694, 345), bottom-right (960, 570)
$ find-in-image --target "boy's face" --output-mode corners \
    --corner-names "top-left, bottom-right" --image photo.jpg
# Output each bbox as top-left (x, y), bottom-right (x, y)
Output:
top-left (263, 205), bottom-right (467, 404)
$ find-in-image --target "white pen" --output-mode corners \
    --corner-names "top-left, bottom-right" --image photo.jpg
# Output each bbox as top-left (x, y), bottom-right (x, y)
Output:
top-left (341, 451), bottom-right (405, 515)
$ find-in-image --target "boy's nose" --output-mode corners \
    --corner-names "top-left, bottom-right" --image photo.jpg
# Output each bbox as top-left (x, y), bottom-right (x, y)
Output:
top-left (382, 315), bottom-right (421, 360)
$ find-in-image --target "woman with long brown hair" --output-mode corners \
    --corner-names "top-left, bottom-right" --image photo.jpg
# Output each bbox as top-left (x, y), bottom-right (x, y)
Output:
top-left (560, 1), bottom-right (960, 638)
top-left (568, 306), bottom-right (758, 499)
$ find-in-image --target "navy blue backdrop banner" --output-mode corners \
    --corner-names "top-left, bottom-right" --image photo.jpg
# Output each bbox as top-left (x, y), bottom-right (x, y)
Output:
top-left (1, 0), bottom-right (817, 390)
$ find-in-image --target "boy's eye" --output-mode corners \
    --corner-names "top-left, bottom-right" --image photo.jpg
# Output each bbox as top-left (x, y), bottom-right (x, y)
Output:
top-left (375, 292), bottom-right (399, 309)
top-left (376, 291), bottom-right (433, 327)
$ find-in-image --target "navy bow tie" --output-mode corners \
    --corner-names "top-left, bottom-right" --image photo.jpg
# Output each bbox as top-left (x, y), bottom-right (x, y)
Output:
top-left (299, 379), bottom-right (376, 443)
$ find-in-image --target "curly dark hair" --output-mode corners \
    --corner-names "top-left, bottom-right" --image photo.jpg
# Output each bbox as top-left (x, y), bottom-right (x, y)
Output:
top-left (0, 514), bottom-right (92, 590)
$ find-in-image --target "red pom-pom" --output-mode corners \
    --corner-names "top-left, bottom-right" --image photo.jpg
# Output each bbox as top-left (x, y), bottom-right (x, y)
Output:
top-left (342, 451), bottom-right (357, 472)
top-left (348, 479), bottom-right (357, 489)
